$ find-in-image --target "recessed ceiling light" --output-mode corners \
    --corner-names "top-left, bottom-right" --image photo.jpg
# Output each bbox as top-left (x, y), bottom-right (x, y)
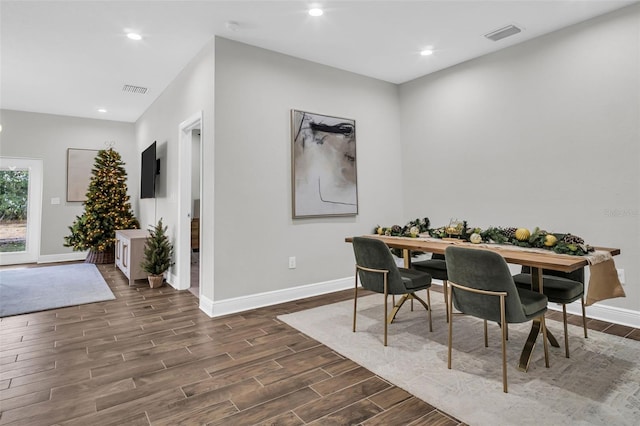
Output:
top-left (420, 49), bottom-right (434, 56)
top-left (97, 108), bottom-right (107, 113)
top-left (126, 32), bottom-right (142, 41)
top-left (308, 8), bottom-right (324, 17)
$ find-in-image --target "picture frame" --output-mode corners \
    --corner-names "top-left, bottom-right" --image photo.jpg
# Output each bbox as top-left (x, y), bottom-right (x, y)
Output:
top-left (66, 148), bottom-right (98, 202)
top-left (291, 109), bottom-right (358, 218)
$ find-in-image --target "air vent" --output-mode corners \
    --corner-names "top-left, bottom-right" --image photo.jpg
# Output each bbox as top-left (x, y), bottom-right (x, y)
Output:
top-left (122, 84), bottom-right (148, 94)
top-left (484, 25), bottom-right (522, 42)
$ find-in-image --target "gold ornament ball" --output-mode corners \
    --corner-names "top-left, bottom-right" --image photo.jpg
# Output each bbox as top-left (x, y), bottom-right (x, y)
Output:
top-left (376, 227), bottom-right (384, 235)
top-left (469, 233), bottom-right (482, 244)
top-left (515, 228), bottom-right (531, 241)
top-left (544, 234), bottom-right (558, 247)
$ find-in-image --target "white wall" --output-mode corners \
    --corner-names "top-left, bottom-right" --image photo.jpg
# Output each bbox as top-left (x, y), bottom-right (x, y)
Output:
top-left (134, 38), bottom-right (215, 296)
top-left (399, 5), bottom-right (640, 313)
top-left (214, 37), bottom-right (402, 301)
top-left (0, 109), bottom-right (136, 260)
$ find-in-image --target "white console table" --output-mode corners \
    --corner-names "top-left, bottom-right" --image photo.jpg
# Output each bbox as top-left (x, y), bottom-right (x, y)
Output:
top-left (115, 229), bottom-right (149, 285)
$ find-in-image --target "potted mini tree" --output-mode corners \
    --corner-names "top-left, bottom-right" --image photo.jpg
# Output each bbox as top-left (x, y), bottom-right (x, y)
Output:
top-left (140, 218), bottom-right (174, 288)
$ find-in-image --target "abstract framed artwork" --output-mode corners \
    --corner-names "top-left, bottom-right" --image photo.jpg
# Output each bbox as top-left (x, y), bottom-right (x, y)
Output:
top-left (66, 148), bottom-right (98, 202)
top-left (291, 109), bottom-right (358, 218)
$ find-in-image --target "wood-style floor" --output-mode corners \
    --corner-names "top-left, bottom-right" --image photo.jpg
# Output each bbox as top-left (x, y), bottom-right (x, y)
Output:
top-left (1, 263), bottom-right (639, 425)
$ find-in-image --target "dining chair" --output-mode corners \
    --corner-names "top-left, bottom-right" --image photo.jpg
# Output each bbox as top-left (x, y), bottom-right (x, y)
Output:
top-left (445, 246), bottom-right (550, 393)
top-left (513, 266), bottom-right (586, 358)
top-left (412, 253), bottom-right (450, 321)
top-left (352, 236), bottom-right (433, 346)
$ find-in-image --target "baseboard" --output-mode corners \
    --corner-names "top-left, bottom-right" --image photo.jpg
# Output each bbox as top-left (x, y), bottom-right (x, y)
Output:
top-left (195, 276), bottom-right (639, 327)
top-left (563, 300), bottom-right (640, 329)
top-left (428, 279), bottom-right (640, 329)
top-left (198, 277), bottom-right (353, 318)
top-left (166, 271), bottom-right (180, 290)
top-left (199, 294), bottom-right (214, 316)
top-left (37, 252), bottom-right (87, 264)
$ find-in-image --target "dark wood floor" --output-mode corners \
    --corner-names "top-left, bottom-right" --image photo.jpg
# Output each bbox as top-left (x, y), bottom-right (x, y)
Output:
top-left (1, 263), bottom-right (638, 425)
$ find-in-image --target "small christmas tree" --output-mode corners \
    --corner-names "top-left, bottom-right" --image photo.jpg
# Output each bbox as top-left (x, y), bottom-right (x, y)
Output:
top-left (141, 219), bottom-right (174, 287)
top-left (64, 148), bottom-right (139, 263)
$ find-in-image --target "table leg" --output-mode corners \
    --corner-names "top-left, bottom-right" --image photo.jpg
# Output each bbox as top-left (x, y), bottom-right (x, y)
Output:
top-left (518, 267), bottom-right (558, 371)
top-left (403, 250), bottom-right (413, 310)
top-left (530, 268), bottom-right (560, 348)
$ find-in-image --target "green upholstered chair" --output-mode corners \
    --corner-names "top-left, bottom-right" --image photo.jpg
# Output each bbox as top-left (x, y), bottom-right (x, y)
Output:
top-left (412, 253), bottom-right (450, 321)
top-left (513, 266), bottom-right (586, 358)
top-left (352, 236), bottom-right (433, 346)
top-left (445, 246), bottom-right (550, 393)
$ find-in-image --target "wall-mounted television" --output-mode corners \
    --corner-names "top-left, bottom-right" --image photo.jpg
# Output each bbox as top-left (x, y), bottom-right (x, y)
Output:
top-left (140, 141), bottom-right (159, 199)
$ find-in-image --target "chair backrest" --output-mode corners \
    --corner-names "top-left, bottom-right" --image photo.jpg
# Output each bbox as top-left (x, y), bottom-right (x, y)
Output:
top-left (521, 265), bottom-right (584, 283)
top-left (352, 237), bottom-right (406, 294)
top-left (445, 246), bottom-right (530, 324)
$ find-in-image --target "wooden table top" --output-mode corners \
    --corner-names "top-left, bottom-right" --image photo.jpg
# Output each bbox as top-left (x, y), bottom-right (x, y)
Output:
top-left (345, 235), bottom-right (620, 273)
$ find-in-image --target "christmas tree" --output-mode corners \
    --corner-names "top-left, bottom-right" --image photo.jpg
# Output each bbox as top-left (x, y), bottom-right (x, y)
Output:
top-left (64, 148), bottom-right (139, 263)
top-left (140, 218), bottom-right (174, 276)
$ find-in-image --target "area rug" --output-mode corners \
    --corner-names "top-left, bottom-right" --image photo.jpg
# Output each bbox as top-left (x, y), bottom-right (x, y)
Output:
top-left (0, 263), bottom-right (115, 317)
top-left (278, 294), bottom-right (640, 426)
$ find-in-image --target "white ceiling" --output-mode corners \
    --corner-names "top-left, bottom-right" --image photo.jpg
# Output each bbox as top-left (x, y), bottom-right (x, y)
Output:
top-left (1, 0), bottom-right (636, 123)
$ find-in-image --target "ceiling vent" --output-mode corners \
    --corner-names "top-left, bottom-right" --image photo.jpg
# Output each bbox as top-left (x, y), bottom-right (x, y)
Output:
top-left (484, 25), bottom-right (522, 42)
top-left (122, 84), bottom-right (148, 94)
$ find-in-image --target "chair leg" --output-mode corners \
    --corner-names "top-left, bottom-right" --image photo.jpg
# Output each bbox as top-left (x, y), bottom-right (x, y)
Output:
top-left (426, 289), bottom-right (432, 332)
top-left (483, 320), bottom-right (488, 347)
top-left (384, 276), bottom-right (388, 347)
top-left (383, 292), bottom-right (388, 346)
top-left (353, 267), bottom-right (358, 333)
top-left (447, 285), bottom-right (453, 370)
top-left (541, 314), bottom-right (550, 368)
top-left (499, 295), bottom-right (507, 393)
top-left (581, 297), bottom-right (588, 339)
top-left (443, 280), bottom-right (449, 323)
top-left (562, 304), bottom-right (570, 358)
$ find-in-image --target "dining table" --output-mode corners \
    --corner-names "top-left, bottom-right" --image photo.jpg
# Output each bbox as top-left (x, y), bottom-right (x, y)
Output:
top-left (345, 234), bottom-right (622, 371)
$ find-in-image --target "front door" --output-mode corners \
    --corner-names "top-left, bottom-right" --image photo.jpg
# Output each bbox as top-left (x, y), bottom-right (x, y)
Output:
top-left (0, 157), bottom-right (43, 265)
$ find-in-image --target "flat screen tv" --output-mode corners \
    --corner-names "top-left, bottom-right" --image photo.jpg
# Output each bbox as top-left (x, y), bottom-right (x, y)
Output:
top-left (140, 141), bottom-right (159, 199)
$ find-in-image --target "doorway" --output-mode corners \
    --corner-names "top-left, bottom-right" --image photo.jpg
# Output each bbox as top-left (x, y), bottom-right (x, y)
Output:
top-left (177, 113), bottom-right (202, 294)
top-left (0, 157), bottom-right (43, 265)
top-left (189, 129), bottom-right (201, 298)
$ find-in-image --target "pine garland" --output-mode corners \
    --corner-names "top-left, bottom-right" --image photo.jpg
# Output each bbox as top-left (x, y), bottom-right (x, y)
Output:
top-left (64, 148), bottom-right (139, 253)
top-left (374, 217), bottom-right (593, 256)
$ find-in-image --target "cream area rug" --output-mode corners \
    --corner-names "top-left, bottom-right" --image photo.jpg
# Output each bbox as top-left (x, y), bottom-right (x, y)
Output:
top-left (278, 293), bottom-right (640, 426)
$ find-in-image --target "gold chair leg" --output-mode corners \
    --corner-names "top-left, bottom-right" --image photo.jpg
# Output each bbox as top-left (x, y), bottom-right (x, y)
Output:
top-left (581, 297), bottom-right (588, 338)
top-left (563, 304), bottom-right (570, 358)
top-left (541, 314), bottom-right (550, 368)
top-left (484, 320), bottom-right (488, 347)
top-left (447, 285), bottom-right (453, 370)
top-left (500, 295), bottom-right (507, 393)
top-left (384, 291), bottom-right (388, 347)
top-left (426, 289), bottom-right (432, 332)
top-left (353, 267), bottom-right (358, 333)
top-left (443, 280), bottom-right (449, 323)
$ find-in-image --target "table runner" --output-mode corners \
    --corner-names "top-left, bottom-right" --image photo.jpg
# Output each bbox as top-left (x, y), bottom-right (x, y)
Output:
top-left (412, 234), bottom-right (625, 305)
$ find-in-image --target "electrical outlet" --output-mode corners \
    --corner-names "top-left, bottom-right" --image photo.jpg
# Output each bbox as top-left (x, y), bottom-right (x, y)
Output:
top-left (617, 269), bottom-right (625, 285)
top-left (288, 256), bottom-right (296, 269)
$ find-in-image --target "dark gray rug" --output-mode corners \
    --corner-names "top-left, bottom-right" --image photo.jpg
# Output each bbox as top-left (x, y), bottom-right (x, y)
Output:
top-left (0, 263), bottom-right (115, 317)
top-left (279, 294), bottom-right (640, 426)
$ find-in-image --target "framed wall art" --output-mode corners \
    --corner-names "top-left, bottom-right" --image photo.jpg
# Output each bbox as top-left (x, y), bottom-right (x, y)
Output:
top-left (66, 148), bottom-right (98, 202)
top-left (291, 109), bottom-right (358, 218)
